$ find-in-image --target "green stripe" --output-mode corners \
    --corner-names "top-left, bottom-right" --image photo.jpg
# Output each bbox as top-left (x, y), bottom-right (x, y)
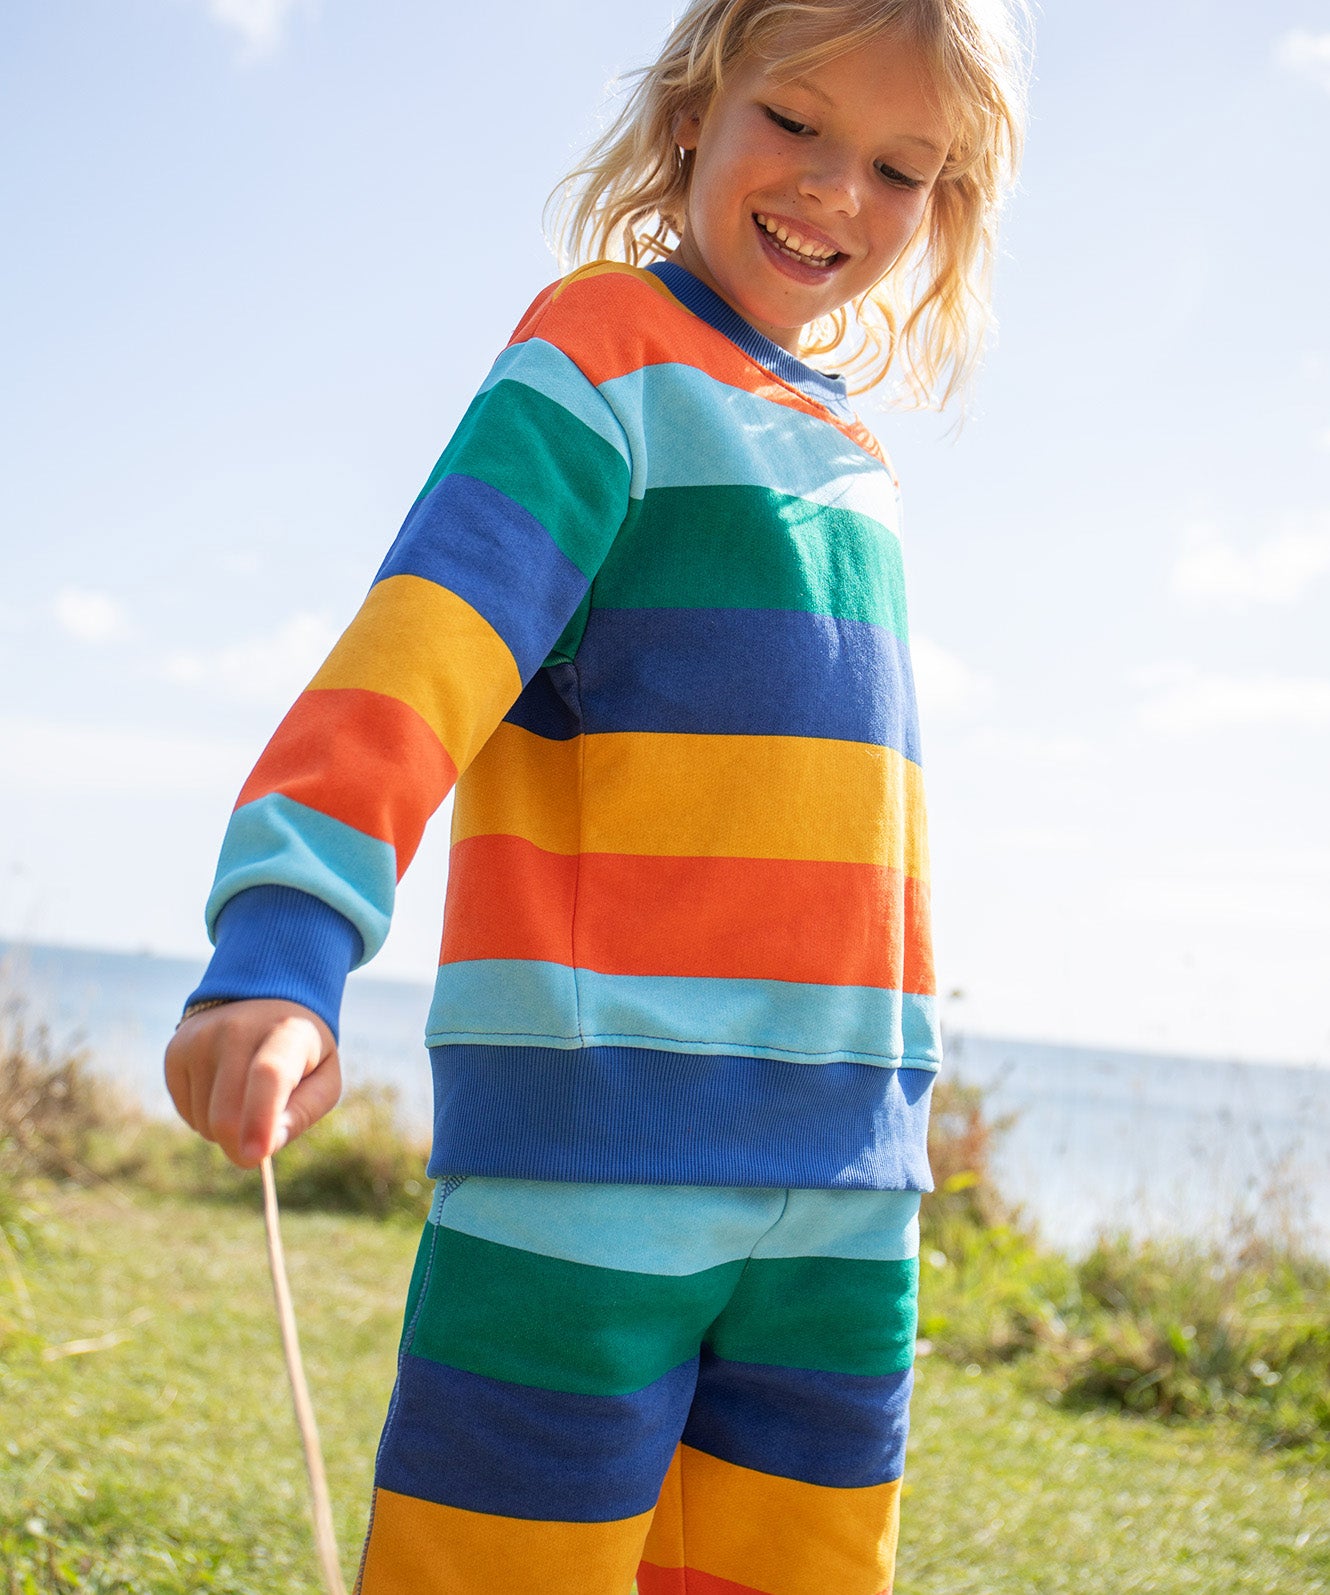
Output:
top-left (593, 484), bottom-right (907, 635)
top-left (398, 1219), bottom-right (437, 1350)
top-left (707, 1256), bottom-right (918, 1376)
top-left (419, 380), bottom-right (631, 577)
top-left (407, 1228), bottom-right (742, 1396)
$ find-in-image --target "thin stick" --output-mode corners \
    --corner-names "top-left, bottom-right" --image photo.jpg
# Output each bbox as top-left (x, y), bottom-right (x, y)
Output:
top-left (261, 1155), bottom-right (348, 1595)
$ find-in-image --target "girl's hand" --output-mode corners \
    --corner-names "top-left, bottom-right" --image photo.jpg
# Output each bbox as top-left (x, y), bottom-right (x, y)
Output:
top-left (164, 998), bottom-right (342, 1168)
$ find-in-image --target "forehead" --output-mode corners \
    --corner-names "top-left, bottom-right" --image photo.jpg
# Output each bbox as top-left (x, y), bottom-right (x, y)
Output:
top-left (738, 25), bottom-right (954, 148)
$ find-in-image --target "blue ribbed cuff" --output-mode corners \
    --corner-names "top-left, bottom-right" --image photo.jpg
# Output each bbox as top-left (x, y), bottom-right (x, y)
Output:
top-left (185, 884), bottom-right (364, 1042)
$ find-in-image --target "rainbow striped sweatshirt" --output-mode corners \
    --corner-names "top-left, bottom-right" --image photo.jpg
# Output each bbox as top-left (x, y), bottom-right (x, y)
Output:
top-left (188, 260), bottom-right (941, 1191)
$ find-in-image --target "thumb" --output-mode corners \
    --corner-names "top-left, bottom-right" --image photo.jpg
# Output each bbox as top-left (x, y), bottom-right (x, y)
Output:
top-left (237, 1015), bottom-right (330, 1166)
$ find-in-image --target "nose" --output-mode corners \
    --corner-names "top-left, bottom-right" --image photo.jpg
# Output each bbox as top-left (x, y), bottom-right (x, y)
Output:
top-left (797, 148), bottom-right (861, 216)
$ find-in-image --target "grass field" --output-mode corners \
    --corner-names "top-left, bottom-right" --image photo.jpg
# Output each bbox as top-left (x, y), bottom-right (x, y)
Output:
top-left (2, 1185), bottom-right (1326, 1594)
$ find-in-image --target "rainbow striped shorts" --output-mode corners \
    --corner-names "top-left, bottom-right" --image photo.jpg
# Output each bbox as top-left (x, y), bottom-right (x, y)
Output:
top-left (357, 1176), bottom-right (921, 1595)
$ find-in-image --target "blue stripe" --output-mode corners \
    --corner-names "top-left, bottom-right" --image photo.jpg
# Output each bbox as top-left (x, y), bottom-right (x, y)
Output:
top-left (376, 1351), bottom-right (694, 1522)
top-left (374, 473), bottom-right (589, 681)
top-left (479, 339), bottom-right (634, 472)
top-left (682, 1349), bottom-right (912, 1488)
top-left (577, 606), bottom-right (919, 754)
top-left (432, 1178), bottom-right (921, 1273)
top-left (428, 1045), bottom-right (935, 1190)
top-left (426, 960), bottom-right (941, 1069)
top-left (186, 884), bottom-right (362, 1041)
top-left (206, 791), bottom-right (396, 963)
top-left (502, 662), bottom-right (583, 741)
top-left (601, 362), bottom-right (897, 519)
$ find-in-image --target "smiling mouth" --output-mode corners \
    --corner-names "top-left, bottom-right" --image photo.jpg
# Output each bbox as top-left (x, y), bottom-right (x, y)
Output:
top-left (753, 212), bottom-right (842, 269)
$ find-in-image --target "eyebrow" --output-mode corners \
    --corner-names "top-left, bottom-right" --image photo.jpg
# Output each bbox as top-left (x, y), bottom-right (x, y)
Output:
top-left (784, 76), bottom-right (945, 159)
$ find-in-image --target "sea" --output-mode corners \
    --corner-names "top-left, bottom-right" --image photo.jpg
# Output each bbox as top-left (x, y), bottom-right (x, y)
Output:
top-left (4, 939), bottom-right (1328, 1259)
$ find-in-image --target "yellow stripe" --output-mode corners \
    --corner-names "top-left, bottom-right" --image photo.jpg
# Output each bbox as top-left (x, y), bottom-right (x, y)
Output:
top-left (310, 575), bottom-right (521, 775)
top-left (452, 724), bottom-right (929, 878)
top-left (552, 259), bottom-right (680, 307)
top-left (641, 1446), bottom-right (901, 1595)
top-left (453, 721), bottom-right (582, 854)
top-left (358, 1486), bottom-right (652, 1595)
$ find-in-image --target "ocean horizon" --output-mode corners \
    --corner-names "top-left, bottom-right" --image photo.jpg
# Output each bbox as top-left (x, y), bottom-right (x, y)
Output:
top-left (4, 937), bottom-right (1327, 1258)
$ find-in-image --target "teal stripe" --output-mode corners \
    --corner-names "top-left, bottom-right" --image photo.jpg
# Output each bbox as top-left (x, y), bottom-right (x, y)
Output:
top-left (426, 959), bottom-right (941, 1068)
top-left (480, 339), bottom-right (633, 474)
top-left (434, 1178), bottom-right (921, 1272)
top-left (408, 1227), bottom-right (739, 1396)
top-left (206, 792), bottom-right (394, 963)
top-left (417, 380), bottom-right (631, 577)
top-left (602, 363), bottom-right (898, 525)
top-left (708, 1255), bottom-right (919, 1376)
top-left (593, 484), bottom-right (908, 633)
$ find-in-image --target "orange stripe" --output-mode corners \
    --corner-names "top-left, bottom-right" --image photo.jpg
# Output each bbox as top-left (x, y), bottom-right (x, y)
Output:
top-left (509, 264), bottom-right (886, 464)
top-left (308, 575), bottom-right (521, 776)
top-left (358, 1486), bottom-right (652, 1595)
top-left (640, 1446), bottom-right (899, 1595)
top-left (638, 1564), bottom-right (769, 1595)
top-left (439, 835), bottom-right (935, 994)
top-left (236, 687), bottom-right (456, 870)
top-left (438, 834), bottom-right (578, 968)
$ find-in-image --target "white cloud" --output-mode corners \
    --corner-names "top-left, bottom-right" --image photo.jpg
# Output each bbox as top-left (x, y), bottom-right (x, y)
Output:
top-left (0, 717), bottom-right (250, 794)
top-left (204, 0), bottom-right (313, 57)
top-left (1171, 520), bottom-right (1330, 607)
top-left (1136, 663), bottom-right (1330, 733)
top-left (165, 611), bottom-right (338, 704)
top-left (1276, 28), bottom-right (1330, 91)
top-left (911, 635), bottom-right (996, 718)
top-left (52, 588), bottom-right (132, 644)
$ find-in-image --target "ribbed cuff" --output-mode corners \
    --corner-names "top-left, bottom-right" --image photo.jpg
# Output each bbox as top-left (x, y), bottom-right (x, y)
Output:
top-left (185, 884), bottom-right (364, 1041)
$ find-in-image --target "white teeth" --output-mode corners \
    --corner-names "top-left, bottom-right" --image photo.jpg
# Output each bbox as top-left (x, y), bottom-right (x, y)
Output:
top-left (754, 213), bottom-right (837, 263)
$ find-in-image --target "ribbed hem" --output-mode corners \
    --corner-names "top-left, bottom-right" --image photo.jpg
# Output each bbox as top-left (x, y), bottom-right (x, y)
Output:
top-left (647, 259), bottom-right (853, 418)
top-left (185, 884), bottom-right (363, 1041)
top-left (428, 1044), bottom-right (935, 1190)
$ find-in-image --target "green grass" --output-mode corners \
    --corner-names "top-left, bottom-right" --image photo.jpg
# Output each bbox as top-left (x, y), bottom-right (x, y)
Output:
top-left (2, 1186), bottom-right (1327, 1594)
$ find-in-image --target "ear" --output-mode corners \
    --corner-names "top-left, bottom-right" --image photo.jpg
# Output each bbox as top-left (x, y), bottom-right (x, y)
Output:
top-left (674, 105), bottom-right (702, 152)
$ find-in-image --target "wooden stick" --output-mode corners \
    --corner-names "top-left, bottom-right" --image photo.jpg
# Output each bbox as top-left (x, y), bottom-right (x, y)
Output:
top-left (261, 1155), bottom-right (348, 1595)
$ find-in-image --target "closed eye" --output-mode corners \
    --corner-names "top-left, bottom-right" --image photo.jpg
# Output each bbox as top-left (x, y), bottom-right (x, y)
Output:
top-left (877, 162), bottom-right (926, 189)
top-left (764, 106), bottom-right (812, 135)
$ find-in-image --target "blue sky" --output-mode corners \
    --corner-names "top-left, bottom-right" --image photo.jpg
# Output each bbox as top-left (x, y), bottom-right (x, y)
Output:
top-left (2, 0), bottom-right (1328, 1064)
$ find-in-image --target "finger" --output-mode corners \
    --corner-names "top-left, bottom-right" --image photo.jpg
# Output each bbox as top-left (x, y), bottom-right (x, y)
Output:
top-left (274, 1051), bottom-right (343, 1152)
top-left (164, 1024), bottom-right (216, 1137)
top-left (237, 1017), bottom-right (324, 1166)
top-left (163, 1032), bottom-right (195, 1128)
top-left (206, 1026), bottom-right (256, 1159)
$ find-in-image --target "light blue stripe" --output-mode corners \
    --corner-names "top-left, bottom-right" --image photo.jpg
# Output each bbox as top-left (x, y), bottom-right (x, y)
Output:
top-left (427, 957), bottom-right (580, 1044)
top-left (206, 792), bottom-right (395, 965)
top-left (426, 959), bottom-right (941, 1069)
top-left (750, 1188), bottom-right (921, 1262)
top-left (600, 363), bottom-right (900, 532)
top-left (434, 1177), bottom-right (783, 1274)
top-left (478, 339), bottom-right (633, 474)
top-left (430, 1178), bottom-right (920, 1273)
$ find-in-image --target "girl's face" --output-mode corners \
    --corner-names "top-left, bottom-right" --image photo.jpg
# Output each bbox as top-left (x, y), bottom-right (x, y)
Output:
top-left (673, 30), bottom-right (952, 353)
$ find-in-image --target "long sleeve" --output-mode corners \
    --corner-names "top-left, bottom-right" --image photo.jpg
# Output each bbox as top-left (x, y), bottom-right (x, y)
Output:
top-left (185, 321), bottom-right (635, 1037)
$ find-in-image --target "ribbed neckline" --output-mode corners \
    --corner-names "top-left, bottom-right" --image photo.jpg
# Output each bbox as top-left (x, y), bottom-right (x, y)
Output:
top-left (647, 259), bottom-right (853, 420)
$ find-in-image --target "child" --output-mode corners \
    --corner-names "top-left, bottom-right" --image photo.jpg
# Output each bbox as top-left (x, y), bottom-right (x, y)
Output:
top-left (165, 1), bottom-right (1028, 1590)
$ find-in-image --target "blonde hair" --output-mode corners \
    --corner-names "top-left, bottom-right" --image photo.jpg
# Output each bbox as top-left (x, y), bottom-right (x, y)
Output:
top-left (548, 0), bottom-right (1031, 403)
